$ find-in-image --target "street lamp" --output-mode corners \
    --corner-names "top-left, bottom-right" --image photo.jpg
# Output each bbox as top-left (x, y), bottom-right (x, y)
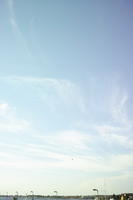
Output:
top-left (15, 191), bottom-right (19, 200)
top-left (30, 191), bottom-right (34, 200)
top-left (53, 191), bottom-right (58, 196)
top-left (16, 192), bottom-right (19, 196)
top-left (93, 189), bottom-right (99, 195)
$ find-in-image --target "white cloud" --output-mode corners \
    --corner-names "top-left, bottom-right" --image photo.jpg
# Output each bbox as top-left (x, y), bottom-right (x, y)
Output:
top-left (0, 140), bottom-right (133, 176)
top-left (8, 0), bottom-right (19, 33)
top-left (0, 76), bottom-right (86, 113)
top-left (0, 103), bottom-right (10, 117)
top-left (0, 102), bottom-right (30, 133)
top-left (89, 85), bottom-right (133, 150)
top-left (0, 75), bottom-right (133, 193)
top-left (111, 87), bottom-right (130, 126)
top-left (7, 0), bottom-right (32, 57)
top-left (33, 129), bottom-right (93, 153)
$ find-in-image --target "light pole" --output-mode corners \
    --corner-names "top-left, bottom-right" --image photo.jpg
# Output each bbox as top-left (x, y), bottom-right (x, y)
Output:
top-left (30, 191), bottom-right (34, 200)
top-left (15, 191), bottom-right (19, 200)
top-left (16, 192), bottom-right (19, 196)
top-left (93, 189), bottom-right (99, 195)
top-left (53, 191), bottom-right (58, 196)
top-left (25, 193), bottom-right (28, 199)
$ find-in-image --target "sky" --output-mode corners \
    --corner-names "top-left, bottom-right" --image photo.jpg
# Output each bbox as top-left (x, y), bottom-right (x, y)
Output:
top-left (0, 0), bottom-right (133, 196)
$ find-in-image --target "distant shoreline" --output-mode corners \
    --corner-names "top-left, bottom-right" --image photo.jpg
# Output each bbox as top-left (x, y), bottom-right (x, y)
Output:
top-left (0, 194), bottom-right (133, 199)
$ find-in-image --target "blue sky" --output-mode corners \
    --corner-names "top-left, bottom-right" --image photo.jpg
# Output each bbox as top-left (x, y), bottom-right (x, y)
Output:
top-left (0, 0), bottom-right (133, 195)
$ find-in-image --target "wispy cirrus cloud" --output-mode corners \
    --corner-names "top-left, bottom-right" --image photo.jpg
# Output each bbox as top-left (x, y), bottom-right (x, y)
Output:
top-left (111, 87), bottom-right (130, 126)
top-left (0, 75), bottom-right (132, 187)
top-left (0, 76), bottom-right (86, 113)
top-left (75, 83), bottom-right (133, 152)
top-left (93, 87), bottom-right (133, 151)
top-left (32, 129), bottom-right (92, 154)
top-left (0, 126), bottom-right (130, 177)
top-left (0, 139), bottom-right (133, 176)
top-left (0, 102), bottom-right (30, 133)
top-left (7, 0), bottom-right (20, 35)
top-left (7, 0), bottom-right (32, 57)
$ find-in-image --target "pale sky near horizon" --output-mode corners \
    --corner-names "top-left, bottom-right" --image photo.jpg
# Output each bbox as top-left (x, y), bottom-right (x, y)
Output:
top-left (0, 0), bottom-right (133, 195)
